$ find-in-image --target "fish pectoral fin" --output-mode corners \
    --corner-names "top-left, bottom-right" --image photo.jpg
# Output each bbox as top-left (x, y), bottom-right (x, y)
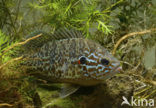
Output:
top-left (59, 84), bottom-right (80, 98)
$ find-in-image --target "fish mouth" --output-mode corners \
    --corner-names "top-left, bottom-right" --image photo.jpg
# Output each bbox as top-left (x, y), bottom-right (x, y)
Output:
top-left (112, 64), bottom-right (122, 73)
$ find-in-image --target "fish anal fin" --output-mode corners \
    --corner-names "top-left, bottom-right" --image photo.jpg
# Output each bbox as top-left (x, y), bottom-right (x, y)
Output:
top-left (59, 83), bottom-right (80, 98)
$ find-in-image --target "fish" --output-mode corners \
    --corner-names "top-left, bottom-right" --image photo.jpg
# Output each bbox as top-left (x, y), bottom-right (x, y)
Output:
top-left (22, 28), bottom-right (122, 98)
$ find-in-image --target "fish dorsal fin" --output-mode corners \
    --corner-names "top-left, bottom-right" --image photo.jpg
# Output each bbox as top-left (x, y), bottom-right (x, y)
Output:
top-left (23, 30), bottom-right (54, 52)
top-left (22, 28), bottom-right (83, 53)
top-left (59, 83), bottom-right (80, 98)
top-left (53, 28), bottom-right (84, 39)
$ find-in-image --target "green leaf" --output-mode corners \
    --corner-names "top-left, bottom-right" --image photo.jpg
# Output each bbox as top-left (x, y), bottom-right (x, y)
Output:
top-left (97, 20), bottom-right (112, 35)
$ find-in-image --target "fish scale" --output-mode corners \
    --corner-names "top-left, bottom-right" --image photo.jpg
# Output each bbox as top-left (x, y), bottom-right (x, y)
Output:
top-left (23, 29), bottom-right (121, 87)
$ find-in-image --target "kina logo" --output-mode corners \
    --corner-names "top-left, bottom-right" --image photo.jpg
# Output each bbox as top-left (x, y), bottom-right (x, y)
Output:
top-left (121, 96), bottom-right (154, 107)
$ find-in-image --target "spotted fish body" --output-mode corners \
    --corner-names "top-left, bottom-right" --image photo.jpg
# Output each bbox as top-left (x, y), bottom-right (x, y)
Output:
top-left (24, 29), bottom-right (121, 86)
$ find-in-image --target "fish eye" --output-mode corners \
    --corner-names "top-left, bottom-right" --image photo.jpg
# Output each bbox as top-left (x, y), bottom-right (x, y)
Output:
top-left (79, 56), bottom-right (86, 64)
top-left (101, 58), bottom-right (109, 65)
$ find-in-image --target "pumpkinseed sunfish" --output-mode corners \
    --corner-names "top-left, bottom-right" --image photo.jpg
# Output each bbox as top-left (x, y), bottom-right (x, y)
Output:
top-left (22, 28), bottom-right (122, 98)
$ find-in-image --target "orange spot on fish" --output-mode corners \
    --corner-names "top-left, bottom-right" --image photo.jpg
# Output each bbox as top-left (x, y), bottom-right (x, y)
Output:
top-left (78, 60), bottom-right (81, 64)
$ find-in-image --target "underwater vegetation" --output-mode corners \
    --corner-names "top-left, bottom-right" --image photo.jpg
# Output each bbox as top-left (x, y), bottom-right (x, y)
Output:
top-left (0, 0), bottom-right (156, 108)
